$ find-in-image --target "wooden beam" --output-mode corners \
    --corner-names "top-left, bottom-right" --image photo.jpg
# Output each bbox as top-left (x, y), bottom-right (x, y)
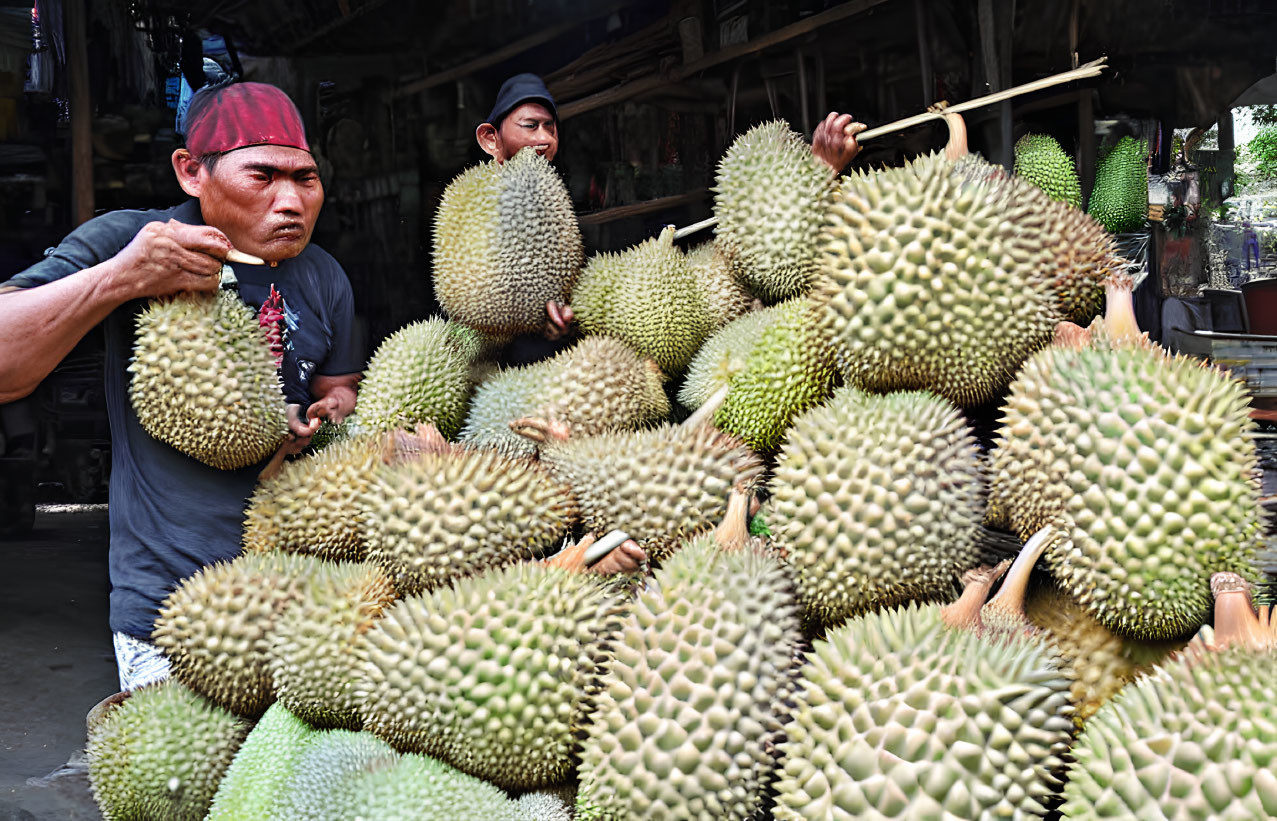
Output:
top-left (284, 0), bottom-right (394, 54)
top-left (66, 0), bottom-right (92, 226)
top-left (577, 189), bottom-right (709, 226)
top-left (392, 0), bottom-right (637, 99)
top-left (558, 0), bottom-right (892, 121)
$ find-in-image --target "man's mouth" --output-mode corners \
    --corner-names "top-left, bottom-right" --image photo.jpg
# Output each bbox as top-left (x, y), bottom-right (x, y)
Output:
top-left (270, 223), bottom-right (305, 240)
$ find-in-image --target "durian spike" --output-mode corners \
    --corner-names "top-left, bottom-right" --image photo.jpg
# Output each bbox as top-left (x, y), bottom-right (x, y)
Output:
top-left (713, 489), bottom-right (752, 553)
top-left (980, 525), bottom-right (1055, 632)
top-left (544, 533), bottom-right (593, 572)
top-left (1053, 321), bottom-right (1092, 350)
top-left (942, 111), bottom-right (968, 160)
top-left (941, 559), bottom-right (1012, 630)
top-left (509, 415), bottom-right (572, 445)
top-left (682, 384), bottom-right (730, 430)
top-left (1100, 271), bottom-right (1141, 344)
top-left (1208, 572), bottom-right (1277, 652)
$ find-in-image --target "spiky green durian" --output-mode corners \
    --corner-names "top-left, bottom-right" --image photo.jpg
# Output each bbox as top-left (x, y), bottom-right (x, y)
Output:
top-left (129, 287), bottom-right (286, 469)
top-left (1061, 575), bottom-right (1277, 819)
top-left (152, 551), bottom-right (320, 717)
top-left (268, 560), bottom-right (396, 729)
top-left (573, 227), bottom-right (713, 375)
top-left (715, 296), bottom-right (838, 454)
top-left (353, 318), bottom-right (478, 436)
top-left (242, 433), bottom-right (384, 560)
top-left (773, 602), bottom-right (1075, 819)
top-left (817, 152), bottom-right (1060, 407)
top-left (516, 791), bottom-right (576, 820)
top-left (1014, 133), bottom-right (1083, 208)
top-left (686, 239), bottom-right (755, 329)
top-left (988, 332), bottom-right (1263, 640)
top-left (433, 146), bottom-right (584, 335)
top-left (713, 120), bottom-right (835, 302)
top-left (1087, 136), bottom-right (1148, 234)
top-left (307, 419), bottom-right (350, 452)
top-left (325, 750), bottom-right (524, 821)
top-left (461, 336), bottom-right (670, 457)
top-left (269, 729), bottom-right (399, 820)
top-left (360, 445), bottom-right (577, 596)
top-left (576, 538), bottom-right (803, 820)
top-left (207, 702), bottom-right (316, 821)
top-left (87, 680), bottom-right (249, 821)
top-left (355, 562), bottom-right (628, 789)
top-left (537, 423), bottom-right (762, 563)
top-left (769, 386), bottom-right (985, 629)
top-left (678, 308), bottom-right (775, 412)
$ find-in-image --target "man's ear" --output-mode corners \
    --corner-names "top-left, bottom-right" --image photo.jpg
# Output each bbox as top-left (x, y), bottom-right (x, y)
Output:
top-left (475, 123), bottom-right (502, 161)
top-left (171, 148), bottom-right (205, 197)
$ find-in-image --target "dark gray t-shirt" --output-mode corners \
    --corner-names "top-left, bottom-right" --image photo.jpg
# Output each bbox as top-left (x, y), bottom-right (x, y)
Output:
top-left (2, 200), bottom-right (363, 639)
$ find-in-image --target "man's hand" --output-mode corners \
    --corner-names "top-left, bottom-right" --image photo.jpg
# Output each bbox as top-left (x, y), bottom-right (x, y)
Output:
top-left (811, 112), bottom-right (867, 173)
top-left (591, 539), bottom-right (647, 575)
top-left (282, 375), bottom-right (361, 454)
top-left (112, 220), bottom-right (234, 301)
top-left (545, 300), bottom-right (574, 341)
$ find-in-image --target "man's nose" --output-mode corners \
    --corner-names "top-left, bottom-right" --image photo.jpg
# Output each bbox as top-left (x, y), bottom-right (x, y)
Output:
top-left (274, 181), bottom-right (305, 214)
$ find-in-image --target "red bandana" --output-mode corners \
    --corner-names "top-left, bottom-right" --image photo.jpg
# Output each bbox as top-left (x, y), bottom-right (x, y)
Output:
top-left (184, 82), bottom-right (309, 157)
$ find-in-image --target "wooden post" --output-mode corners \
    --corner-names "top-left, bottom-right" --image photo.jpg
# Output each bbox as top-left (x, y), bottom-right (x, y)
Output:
top-left (1078, 89), bottom-right (1095, 208)
top-left (914, 0), bottom-right (934, 106)
top-left (66, 0), bottom-right (93, 226)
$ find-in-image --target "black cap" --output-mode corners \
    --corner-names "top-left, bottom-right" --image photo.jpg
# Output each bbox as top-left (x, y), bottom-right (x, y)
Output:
top-left (485, 73), bottom-right (557, 128)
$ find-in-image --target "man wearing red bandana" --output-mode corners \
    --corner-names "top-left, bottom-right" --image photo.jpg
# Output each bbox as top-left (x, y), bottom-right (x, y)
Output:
top-left (0, 82), bottom-right (363, 689)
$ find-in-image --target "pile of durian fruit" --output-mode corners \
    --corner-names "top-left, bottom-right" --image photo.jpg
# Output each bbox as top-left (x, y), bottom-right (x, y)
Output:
top-left (98, 115), bottom-right (1277, 820)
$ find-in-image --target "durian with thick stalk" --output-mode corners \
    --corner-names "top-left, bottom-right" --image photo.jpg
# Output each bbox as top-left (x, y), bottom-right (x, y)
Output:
top-left (432, 146), bottom-right (584, 335)
top-left (352, 318), bottom-right (479, 436)
top-left (713, 120), bottom-right (835, 302)
top-left (769, 385), bottom-right (986, 629)
top-left (129, 286), bottom-right (287, 469)
top-left (87, 680), bottom-right (249, 821)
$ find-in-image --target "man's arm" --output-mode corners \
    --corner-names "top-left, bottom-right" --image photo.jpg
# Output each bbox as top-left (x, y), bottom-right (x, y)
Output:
top-left (0, 220), bottom-right (231, 402)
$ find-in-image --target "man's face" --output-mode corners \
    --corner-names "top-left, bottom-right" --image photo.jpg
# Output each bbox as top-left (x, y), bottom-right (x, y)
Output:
top-left (193, 145), bottom-right (323, 262)
top-left (494, 102), bottom-right (558, 162)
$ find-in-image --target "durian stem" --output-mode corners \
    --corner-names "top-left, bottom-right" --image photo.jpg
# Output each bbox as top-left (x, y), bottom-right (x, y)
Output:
top-left (941, 559), bottom-right (1012, 630)
top-left (1053, 321), bottom-right (1091, 350)
top-left (545, 533), bottom-right (593, 572)
top-left (1102, 272), bottom-right (1141, 344)
top-left (713, 489), bottom-right (752, 553)
top-left (509, 416), bottom-right (572, 445)
top-left (257, 442), bottom-right (292, 482)
top-left (683, 384), bottom-right (730, 430)
top-left (1209, 572), bottom-right (1276, 651)
top-left (980, 525), bottom-right (1055, 630)
top-left (942, 111), bottom-right (969, 160)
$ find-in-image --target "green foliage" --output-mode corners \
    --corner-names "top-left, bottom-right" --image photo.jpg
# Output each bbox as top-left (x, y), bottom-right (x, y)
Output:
top-left (1248, 104), bottom-right (1277, 128)
top-left (1243, 126), bottom-right (1277, 184)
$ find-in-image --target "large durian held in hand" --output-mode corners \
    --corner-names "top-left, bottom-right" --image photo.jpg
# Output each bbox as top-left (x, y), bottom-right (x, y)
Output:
top-left (816, 113), bottom-right (1059, 407)
top-left (713, 120), bottom-right (835, 302)
top-left (129, 277), bottom-right (287, 469)
top-left (1062, 574), bottom-right (1277, 819)
top-left (433, 145), bottom-right (584, 335)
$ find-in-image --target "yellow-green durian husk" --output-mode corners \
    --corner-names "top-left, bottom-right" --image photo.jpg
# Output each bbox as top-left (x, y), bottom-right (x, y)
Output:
top-left (678, 308), bottom-right (777, 412)
top-left (129, 288), bottom-right (287, 469)
top-left (432, 146), bottom-right (584, 335)
top-left (353, 318), bottom-right (478, 436)
top-left (685, 238), bottom-right (756, 329)
top-left (713, 120), bottom-right (834, 302)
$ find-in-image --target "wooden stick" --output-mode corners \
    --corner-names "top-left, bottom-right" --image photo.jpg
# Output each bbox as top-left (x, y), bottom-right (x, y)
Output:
top-left (671, 57), bottom-right (1108, 241)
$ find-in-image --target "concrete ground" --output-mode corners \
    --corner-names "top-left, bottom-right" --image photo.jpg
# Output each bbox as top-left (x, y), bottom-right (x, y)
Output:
top-left (1, 507), bottom-right (116, 821)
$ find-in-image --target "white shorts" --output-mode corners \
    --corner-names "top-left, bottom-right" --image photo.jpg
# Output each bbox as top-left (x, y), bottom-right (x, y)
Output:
top-left (112, 632), bottom-right (171, 691)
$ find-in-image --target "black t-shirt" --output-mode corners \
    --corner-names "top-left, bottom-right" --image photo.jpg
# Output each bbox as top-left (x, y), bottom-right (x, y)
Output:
top-left (2, 200), bottom-right (363, 639)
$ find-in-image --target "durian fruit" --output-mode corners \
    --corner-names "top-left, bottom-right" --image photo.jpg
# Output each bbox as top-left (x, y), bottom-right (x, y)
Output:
top-left (269, 729), bottom-right (400, 821)
top-left (1014, 133), bottom-right (1083, 208)
top-left (1038, 200), bottom-right (1123, 325)
top-left (534, 422), bottom-right (763, 563)
top-left (685, 239), bottom-right (755, 329)
top-left (1061, 574), bottom-right (1277, 819)
top-left (987, 282), bottom-right (1264, 640)
top-left (575, 537), bottom-right (803, 820)
top-left (360, 445), bottom-right (577, 596)
top-left (1087, 135), bottom-right (1148, 234)
top-left (713, 120), bottom-right (835, 302)
top-left (772, 600), bottom-right (1075, 819)
top-left (712, 296), bottom-right (839, 454)
top-left (268, 560), bottom-right (396, 729)
top-left (461, 336), bottom-right (670, 457)
top-left (307, 419), bottom-right (350, 452)
top-left (572, 226), bottom-right (713, 375)
top-left (433, 146), bottom-right (584, 335)
top-left (129, 287), bottom-right (286, 469)
top-left (355, 562), bottom-right (629, 789)
top-left (326, 749), bottom-right (526, 821)
top-left (678, 308), bottom-right (775, 412)
top-left (515, 791), bottom-right (576, 820)
top-left (87, 680), bottom-right (249, 821)
top-left (353, 318), bottom-right (479, 436)
top-left (241, 433), bottom-right (384, 560)
top-left (152, 551), bottom-right (319, 717)
top-left (207, 702), bottom-right (316, 821)
top-left (769, 386), bottom-right (986, 629)
top-left (816, 150), bottom-right (1060, 407)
